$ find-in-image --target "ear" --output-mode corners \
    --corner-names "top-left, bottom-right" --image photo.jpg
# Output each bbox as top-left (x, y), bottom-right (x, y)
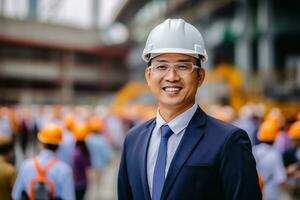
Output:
top-left (145, 68), bottom-right (151, 86)
top-left (197, 68), bottom-right (205, 87)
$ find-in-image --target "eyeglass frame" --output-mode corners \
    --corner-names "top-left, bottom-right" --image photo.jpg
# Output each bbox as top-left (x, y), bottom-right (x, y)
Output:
top-left (147, 61), bottom-right (201, 76)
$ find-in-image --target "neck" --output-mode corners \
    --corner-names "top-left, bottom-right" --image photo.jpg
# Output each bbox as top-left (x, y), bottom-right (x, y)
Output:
top-left (159, 103), bottom-right (195, 122)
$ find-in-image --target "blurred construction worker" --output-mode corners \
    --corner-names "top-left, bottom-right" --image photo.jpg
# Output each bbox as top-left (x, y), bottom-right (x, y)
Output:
top-left (0, 107), bottom-right (13, 139)
top-left (86, 116), bottom-right (113, 199)
top-left (253, 120), bottom-right (289, 200)
top-left (0, 135), bottom-right (16, 200)
top-left (233, 103), bottom-right (264, 146)
top-left (118, 18), bottom-right (261, 200)
top-left (57, 114), bottom-right (76, 166)
top-left (12, 123), bottom-right (75, 200)
top-left (283, 120), bottom-right (300, 198)
top-left (7, 107), bottom-right (20, 137)
top-left (267, 108), bottom-right (291, 153)
top-left (283, 121), bottom-right (300, 166)
top-left (1, 107), bottom-right (18, 165)
top-left (106, 106), bottom-right (126, 150)
top-left (72, 123), bottom-right (91, 200)
top-left (18, 108), bottom-right (36, 156)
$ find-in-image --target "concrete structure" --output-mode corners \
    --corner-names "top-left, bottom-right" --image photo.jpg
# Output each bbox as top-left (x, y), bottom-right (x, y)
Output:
top-left (0, 16), bottom-right (129, 104)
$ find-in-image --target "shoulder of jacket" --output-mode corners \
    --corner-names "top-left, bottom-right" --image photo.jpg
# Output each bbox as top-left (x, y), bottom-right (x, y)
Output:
top-left (126, 118), bottom-right (155, 137)
top-left (206, 115), bottom-right (244, 138)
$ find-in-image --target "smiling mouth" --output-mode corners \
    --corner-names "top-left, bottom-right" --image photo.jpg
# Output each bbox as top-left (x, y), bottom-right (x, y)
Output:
top-left (162, 86), bottom-right (182, 92)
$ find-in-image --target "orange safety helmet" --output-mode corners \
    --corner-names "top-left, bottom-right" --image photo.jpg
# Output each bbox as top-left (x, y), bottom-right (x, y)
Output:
top-left (73, 123), bottom-right (89, 141)
top-left (38, 124), bottom-right (62, 145)
top-left (289, 121), bottom-right (300, 140)
top-left (265, 108), bottom-right (285, 127)
top-left (257, 120), bottom-right (280, 142)
top-left (63, 114), bottom-right (75, 131)
top-left (88, 117), bottom-right (104, 133)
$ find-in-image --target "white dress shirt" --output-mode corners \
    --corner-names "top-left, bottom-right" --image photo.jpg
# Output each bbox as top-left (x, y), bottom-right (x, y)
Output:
top-left (147, 104), bottom-right (198, 197)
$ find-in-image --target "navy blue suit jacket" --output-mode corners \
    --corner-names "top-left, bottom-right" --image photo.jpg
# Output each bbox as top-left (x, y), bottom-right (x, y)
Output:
top-left (118, 107), bottom-right (262, 200)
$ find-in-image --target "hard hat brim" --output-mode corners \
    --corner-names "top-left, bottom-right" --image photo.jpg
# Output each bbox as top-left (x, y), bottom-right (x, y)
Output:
top-left (38, 133), bottom-right (62, 145)
top-left (142, 48), bottom-right (208, 63)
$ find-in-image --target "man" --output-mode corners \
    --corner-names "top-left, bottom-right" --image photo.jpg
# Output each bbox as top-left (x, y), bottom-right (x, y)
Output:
top-left (0, 135), bottom-right (16, 200)
top-left (283, 120), bottom-right (300, 199)
top-left (12, 123), bottom-right (75, 200)
top-left (86, 116), bottom-right (113, 199)
top-left (253, 120), bottom-right (289, 200)
top-left (57, 114), bottom-right (76, 166)
top-left (118, 18), bottom-right (262, 200)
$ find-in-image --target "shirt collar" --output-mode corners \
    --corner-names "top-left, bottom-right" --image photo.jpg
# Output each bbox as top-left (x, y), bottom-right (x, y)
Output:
top-left (38, 149), bottom-right (57, 160)
top-left (156, 104), bottom-right (198, 135)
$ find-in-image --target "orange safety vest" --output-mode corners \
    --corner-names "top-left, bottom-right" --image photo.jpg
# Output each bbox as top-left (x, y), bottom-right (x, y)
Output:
top-left (29, 157), bottom-right (59, 200)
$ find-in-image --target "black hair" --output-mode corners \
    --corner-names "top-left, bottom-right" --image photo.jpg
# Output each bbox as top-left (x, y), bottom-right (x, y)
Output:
top-left (147, 59), bottom-right (151, 67)
top-left (196, 58), bottom-right (202, 67)
top-left (0, 142), bottom-right (13, 155)
top-left (263, 141), bottom-right (274, 145)
top-left (76, 141), bottom-right (90, 156)
top-left (44, 143), bottom-right (59, 151)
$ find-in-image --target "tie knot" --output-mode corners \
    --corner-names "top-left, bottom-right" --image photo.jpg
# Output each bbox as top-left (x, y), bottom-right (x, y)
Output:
top-left (160, 125), bottom-right (173, 139)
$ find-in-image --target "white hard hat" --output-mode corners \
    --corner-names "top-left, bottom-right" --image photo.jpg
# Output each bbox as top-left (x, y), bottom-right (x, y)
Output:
top-left (142, 18), bottom-right (208, 63)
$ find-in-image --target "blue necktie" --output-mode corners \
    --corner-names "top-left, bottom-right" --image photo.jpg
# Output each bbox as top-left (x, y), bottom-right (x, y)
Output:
top-left (152, 124), bottom-right (173, 200)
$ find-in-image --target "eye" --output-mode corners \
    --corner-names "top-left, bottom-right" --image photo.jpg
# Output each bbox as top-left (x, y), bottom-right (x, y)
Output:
top-left (154, 64), bottom-right (168, 71)
top-left (176, 64), bottom-right (189, 71)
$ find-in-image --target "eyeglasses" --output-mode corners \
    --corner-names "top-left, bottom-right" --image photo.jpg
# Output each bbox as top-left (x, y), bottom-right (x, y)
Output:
top-left (148, 61), bottom-right (200, 76)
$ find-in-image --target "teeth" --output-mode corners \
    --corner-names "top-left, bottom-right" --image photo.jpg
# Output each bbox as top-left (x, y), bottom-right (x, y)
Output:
top-left (164, 87), bottom-right (180, 92)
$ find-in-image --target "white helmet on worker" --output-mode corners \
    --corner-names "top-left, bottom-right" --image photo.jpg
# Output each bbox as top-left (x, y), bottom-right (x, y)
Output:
top-left (142, 18), bottom-right (208, 63)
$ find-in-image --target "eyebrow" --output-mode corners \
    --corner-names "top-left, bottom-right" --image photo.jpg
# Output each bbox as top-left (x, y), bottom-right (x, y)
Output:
top-left (154, 59), bottom-right (193, 62)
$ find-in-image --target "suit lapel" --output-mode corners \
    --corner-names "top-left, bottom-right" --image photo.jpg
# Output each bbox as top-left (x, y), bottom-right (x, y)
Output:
top-left (139, 119), bottom-right (156, 200)
top-left (161, 107), bottom-right (207, 199)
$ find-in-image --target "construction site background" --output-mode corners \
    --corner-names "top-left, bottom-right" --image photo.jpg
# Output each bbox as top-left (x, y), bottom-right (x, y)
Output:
top-left (0, 0), bottom-right (300, 199)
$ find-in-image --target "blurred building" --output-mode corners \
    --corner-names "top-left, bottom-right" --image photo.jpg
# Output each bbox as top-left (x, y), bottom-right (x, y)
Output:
top-left (0, 0), bottom-right (300, 108)
top-left (0, 0), bottom-right (129, 104)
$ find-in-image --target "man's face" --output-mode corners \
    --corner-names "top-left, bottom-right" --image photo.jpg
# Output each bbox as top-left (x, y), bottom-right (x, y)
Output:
top-left (145, 53), bottom-right (205, 112)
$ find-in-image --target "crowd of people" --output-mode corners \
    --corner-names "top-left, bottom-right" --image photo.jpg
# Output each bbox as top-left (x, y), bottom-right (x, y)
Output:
top-left (0, 105), bottom-right (124, 200)
top-left (0, 103), bottom-right (299, 200)
top-left (208, 103), bottom-right (300, 200)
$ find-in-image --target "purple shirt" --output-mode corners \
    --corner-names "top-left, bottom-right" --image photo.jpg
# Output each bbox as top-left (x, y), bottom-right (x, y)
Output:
top-left (73, 146), bottom-right (91, 188)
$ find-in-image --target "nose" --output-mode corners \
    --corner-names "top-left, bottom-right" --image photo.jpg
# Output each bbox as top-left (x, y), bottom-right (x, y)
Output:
top-left (164, 66), bottom-right (180, 81)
